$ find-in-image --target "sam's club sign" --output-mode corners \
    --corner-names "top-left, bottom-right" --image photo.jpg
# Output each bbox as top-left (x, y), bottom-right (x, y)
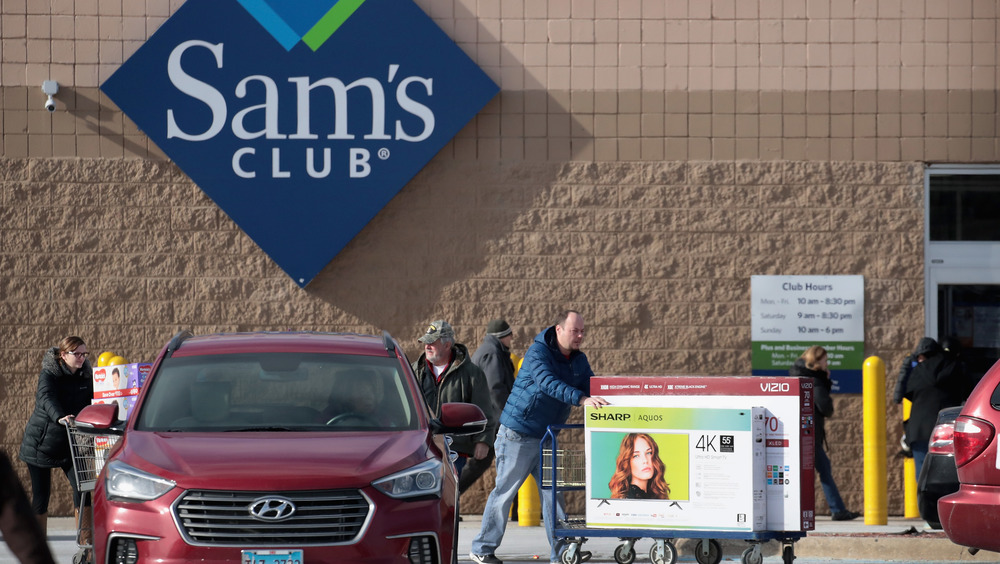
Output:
top-left (102, 0), bottom-right (499, 287)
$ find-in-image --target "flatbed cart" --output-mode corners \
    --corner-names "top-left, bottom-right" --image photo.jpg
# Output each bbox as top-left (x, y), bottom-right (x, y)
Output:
top-left (63, 418), bottom-right (122, 564)
top-left (541, 425), bottom-right (806, 564)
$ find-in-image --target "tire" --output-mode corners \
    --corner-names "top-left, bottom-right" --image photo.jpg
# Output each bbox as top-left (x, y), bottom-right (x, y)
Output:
top-left (614, 544), bottom-right (636, 564)
top-left (782, 544), bottom-right (796, 564)
top-left (693, 539), bottom-right (722, 564)
top-left (560, 547), bottom-right (580, 564)
top-left (741, 545), bottom-right (763, 564)
top-left (649, 540), bottom-right (678, 564)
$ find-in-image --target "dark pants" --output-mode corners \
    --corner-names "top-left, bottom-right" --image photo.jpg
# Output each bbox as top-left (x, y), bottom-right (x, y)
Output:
top-left (1, 454), bottom-right (56, 563)
top-left (458, 447), bottom-right (495, 494)
top-left (26, 462), bottom-right (81, 515)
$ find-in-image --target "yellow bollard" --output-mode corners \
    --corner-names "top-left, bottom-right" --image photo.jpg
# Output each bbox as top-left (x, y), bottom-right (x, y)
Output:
top-left (902, 399), bottom-right (919, 518)
top-left (863, 356), bottom-right (888, 525)
top-left (517, 474), bottom-right (541, 526)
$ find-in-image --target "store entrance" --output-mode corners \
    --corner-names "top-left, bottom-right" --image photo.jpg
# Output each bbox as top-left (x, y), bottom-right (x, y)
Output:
top-left (933, 282), bottom-right (1000, 384)
top-left (925, 166), bottom-right (1000, 386)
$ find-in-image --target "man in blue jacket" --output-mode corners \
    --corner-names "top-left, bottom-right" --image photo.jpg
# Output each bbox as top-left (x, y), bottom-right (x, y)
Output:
top-left (470, 310), bottom-right (608, 564)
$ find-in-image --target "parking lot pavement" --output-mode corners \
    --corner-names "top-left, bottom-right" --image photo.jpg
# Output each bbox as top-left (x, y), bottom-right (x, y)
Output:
top-left (456, 514), bottom-right (997, 563)
top-left (0, 515), bottom-right (993, 563)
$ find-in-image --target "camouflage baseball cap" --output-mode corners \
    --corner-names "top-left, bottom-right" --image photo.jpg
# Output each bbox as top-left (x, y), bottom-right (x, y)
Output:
top-left (418, 320), bottom-right (454, 344)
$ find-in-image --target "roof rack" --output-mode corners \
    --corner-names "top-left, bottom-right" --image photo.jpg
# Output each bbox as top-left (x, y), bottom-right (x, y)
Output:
top-left (165, 330), bottom-right (194, 357)
top-left (382, 331), bottom-right (396, 355)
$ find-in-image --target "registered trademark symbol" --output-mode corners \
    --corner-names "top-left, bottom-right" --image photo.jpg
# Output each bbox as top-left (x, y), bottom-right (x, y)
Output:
top-left (378, 148), bottom-right (390, 160)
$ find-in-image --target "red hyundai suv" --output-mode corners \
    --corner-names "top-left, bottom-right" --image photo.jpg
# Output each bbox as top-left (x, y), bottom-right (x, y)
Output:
top-left (74, 330), bottom-right (486, 564)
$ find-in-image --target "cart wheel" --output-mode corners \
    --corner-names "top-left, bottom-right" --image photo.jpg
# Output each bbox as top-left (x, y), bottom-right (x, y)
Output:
top-left (693, 539), bottom-right (722, 564)
top-left (782, 544), bottom-right (795, 564)
top-left (741, 545), bottom-right (763, 564)
top-left (648, 540), bottom-right (677, 564)
top-left (614, 544), bottom-right (636, 564)
top-left (560, 547), bottom-right (580, 564)
top-left (72, 548), bottom-right (92, 564)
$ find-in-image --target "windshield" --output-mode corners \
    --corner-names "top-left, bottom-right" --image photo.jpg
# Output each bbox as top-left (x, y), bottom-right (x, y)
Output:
top-left (134, 352), bottom-right (418, 432)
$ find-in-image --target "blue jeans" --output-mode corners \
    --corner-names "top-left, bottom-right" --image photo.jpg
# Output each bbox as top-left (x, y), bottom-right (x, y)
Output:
top-left (471, 424), bottom-right (567, 562)
top-left (815, 444), bottom-right (846, 515)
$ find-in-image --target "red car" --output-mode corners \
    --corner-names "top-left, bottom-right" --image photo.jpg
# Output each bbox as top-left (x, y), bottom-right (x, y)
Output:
top-left (74, 331), bottom-right (486, 564)
top-left (938, 358), bottom-right (1000, 553)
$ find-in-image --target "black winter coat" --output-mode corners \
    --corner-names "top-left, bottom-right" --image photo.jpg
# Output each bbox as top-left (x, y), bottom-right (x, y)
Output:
top-left (903, 349), bottom-right (969, 447)
top-left (19, 347), bottom-right (93, 468)
top-left (789, 359), bottom-right (834, 451)
top-left (471, 334), bottom-right (515, 414)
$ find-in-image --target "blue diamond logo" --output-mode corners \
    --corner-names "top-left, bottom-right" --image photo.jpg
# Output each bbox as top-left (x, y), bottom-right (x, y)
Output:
top-left (102, 0), bottom-right (498, 286)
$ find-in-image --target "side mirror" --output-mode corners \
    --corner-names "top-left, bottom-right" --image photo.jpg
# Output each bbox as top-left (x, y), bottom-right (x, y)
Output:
top-left (75, 404), bottom-right (124, 434)
top-left (433, 402), bottom-right (487, 436)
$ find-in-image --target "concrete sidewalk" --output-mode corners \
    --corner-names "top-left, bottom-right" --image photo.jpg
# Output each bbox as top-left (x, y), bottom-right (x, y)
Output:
top-left (455, 514), bottom-right (996, 562)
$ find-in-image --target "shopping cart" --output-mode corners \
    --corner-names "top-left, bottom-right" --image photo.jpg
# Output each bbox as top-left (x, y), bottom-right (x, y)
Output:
top-left (542, 424), bottom-right (805, 564)
top-left (63, 418), bottom-right (122, 564)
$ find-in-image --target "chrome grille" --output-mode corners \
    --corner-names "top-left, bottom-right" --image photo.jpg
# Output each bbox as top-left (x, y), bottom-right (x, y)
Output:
top-left (175, 489), bottom-right (370, 546)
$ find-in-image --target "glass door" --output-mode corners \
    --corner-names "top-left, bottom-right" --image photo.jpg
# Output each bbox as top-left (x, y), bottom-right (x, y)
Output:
top-left (927, 269), bottom-right (1000, 384)
top-left (925, 165), bottom-right (1000, 384)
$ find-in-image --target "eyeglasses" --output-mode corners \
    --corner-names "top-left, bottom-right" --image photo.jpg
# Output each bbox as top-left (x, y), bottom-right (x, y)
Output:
top-left (67, 351), bottom-right (89, 358)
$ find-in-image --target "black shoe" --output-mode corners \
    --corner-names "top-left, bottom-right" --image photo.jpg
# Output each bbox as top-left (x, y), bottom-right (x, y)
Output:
top-left (832, 510), bottom-right (861, 521)
top-left (579, 550), bottom-right (592, 562)
top-left (470, 553), bottom-right (503, 564)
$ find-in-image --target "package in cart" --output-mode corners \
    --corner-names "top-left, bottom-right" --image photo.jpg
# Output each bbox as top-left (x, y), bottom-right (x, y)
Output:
top-left (591, 376), bottom-right (816, 532)
top-left (92, 363), bottom-right (151, 420)
top-left (584, 405), bottom-right (766, 531)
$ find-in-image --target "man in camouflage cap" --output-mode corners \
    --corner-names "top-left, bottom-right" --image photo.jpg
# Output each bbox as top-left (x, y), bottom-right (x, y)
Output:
top-left (412, 320), bottom-right (497, 493)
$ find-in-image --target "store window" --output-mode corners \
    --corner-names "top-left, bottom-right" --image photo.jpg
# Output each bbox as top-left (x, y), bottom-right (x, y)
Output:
top-left (929, 174), bottom-right (1000, 241)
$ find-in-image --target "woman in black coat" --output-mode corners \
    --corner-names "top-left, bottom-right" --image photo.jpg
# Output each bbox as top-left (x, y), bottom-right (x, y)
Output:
top-left (18, 336), bottom-right (94, 532)
top-left (789, 345), bottom-right (860, 521)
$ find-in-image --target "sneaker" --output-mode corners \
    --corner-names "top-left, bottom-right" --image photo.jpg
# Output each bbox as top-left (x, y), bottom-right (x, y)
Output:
top-left (832, 510), bottom-right (861, 521)
top-left (470, 553), bottom-right (503, 564)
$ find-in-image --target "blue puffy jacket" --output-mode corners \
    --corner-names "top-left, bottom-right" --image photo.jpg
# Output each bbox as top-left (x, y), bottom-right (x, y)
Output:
top-left (500, 326), bottom-right (594, 438)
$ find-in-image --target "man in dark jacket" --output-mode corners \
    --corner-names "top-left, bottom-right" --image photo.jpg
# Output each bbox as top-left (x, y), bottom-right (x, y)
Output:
top-left (462, 319), bottom-right (516, 493)
top-left (904, 337), bottom-right (971, 481)
top-left (411, 320), bottom-right (497, 482)
top-left (470, 310), bottom-right (608, 564)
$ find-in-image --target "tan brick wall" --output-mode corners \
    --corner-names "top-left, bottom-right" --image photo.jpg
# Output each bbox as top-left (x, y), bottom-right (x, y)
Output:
top-left (0, 157), bottom-right (923, 515)
top-left (0, 0), bottom-right (994, 517)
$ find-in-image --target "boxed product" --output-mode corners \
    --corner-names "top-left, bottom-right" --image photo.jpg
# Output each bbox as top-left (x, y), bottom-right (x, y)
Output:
top-left (591, 376), bottom-right (815, 532)
top-left (93, 363), bottom-right (152, 420)
top-left (585, 405), bottom-right (766, 532)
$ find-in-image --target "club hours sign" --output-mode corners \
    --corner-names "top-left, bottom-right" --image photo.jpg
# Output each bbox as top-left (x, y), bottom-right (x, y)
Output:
top-left (101, 0), bottom-right (499, 287)
top-left (751, 275), bottom-right (865, 393)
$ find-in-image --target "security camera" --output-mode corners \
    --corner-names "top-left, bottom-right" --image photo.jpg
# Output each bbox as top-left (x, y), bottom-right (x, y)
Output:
top-left (42, 80), bottom-right (59, 113)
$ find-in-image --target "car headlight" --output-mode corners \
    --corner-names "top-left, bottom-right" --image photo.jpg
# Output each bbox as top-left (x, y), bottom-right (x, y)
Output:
top-left (105, 460), bottom-right (176, 502)
top-left (372, 459), bottom-right (442, 499)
